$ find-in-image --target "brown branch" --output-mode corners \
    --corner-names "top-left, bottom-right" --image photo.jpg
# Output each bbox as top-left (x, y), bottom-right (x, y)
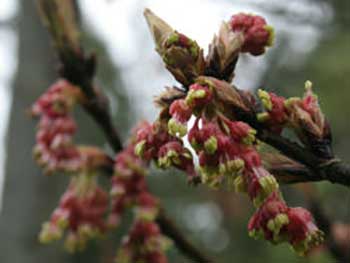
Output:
top-left (36, 1), bottom-right (211, 262)
top-left (259, 131), bottom-right (350, 187)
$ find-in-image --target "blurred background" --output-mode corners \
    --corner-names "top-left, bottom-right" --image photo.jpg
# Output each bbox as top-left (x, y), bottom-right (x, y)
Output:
top-left (0, 0), bottom-right (349, 262)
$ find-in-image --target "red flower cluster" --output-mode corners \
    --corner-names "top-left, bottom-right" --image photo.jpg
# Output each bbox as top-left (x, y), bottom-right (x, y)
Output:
top-left (32, 79), bottom-right (115, 253)
top-left (116, 221), bottom-right (171, 263)
top-left (139, 78), bottom-right (323, 254)
top-left (248, 192), bottom-right (323, 256)
top-left (165, 32), bottom-right (200, 58)
top-left (258, 81), bottom-right (328, 144)
top-left (39, 174), bottom-right (109, 253)
top-left (134, 121), bottom-right (197, 181)
top-left (109, 143), bottom-right (155, 226)
top-left (31, 79), bottom-right (83, 174)
top-left (110, 125), bottom-right (170, 262)
top-left (230, 13), bottom-right (274, 56)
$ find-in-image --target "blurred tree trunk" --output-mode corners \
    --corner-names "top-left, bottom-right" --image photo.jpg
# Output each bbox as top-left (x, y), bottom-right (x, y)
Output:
top-left (0, 1), bottom-right (131, 262)
top-left (0, 1), bottom-right (73, 262)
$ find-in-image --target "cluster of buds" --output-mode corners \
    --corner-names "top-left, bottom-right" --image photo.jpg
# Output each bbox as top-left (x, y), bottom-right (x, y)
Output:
top-left (230, 13), bottom-right (274, 56)
top-left (32, 79), bottom-right (115, 252)
top-left (31, 79), bottom-right (83, 174)
top-left (248, 192), bottom-right (324, 256)
top-left (39, 173), bottom-right (109, 253)
top-left (141, 73), bottom-right (324, 254)
top-left (258, 81), bottom-right (332, 158)
top-left (144, 9), bottom-right (205, 86)
top-left (142, 9), bottom-right (324, 255)
top-left (207, 13), bottom-right (274, 81)
top-left (110, 126), bottom-right (171, 262)
top-left (109, 143), bottom-right (152, 226)
top-left (116, 220), bottom-right (171, 263)
top-left (145, 10), bottom-right (273, 86)
top-left (134, 120), bottom-right (197, 182)
top-left (32, 8), bottom-right (332, 260)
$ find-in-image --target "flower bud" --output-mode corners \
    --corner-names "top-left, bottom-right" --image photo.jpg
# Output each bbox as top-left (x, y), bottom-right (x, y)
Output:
top-left (144, 9), bottom-right (205, 86)
top-left (185, 83), bottom-right (213, 108)
top-left (248, 191), bottom-right (289, 242)
top-left (39, 174), bottom-right (109, 251)
top-left (207, 21), bottom-right (244, 81)
top-left (225, 120), bottom-right (256, 145)
top-left (284, 81), bottom-right (332, 157)
top-left (230, 13), bottom-right (274, 56)
top-left (257, 89), bottom-right (287, 134)
top-left (287, 207), bottom-right (324, 256)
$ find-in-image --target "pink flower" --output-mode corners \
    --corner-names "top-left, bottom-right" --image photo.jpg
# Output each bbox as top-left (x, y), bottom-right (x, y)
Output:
top-left (258, 90), bottom-right (288, 134)
top-left (287, 207), bottom-right (324, 255)
top-left (39, 175), bottom-right (109, 252)
top-left (116, 220), bottom-right (170, 263)
top-left (248, 191), bottom-right (289, 242)
top-left (185, 83), bottom-right (213, 108)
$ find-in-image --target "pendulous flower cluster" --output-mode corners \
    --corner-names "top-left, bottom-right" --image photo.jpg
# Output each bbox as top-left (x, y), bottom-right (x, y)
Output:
top-left (39, 173), bottom-right (109, 252)
top-left (32, 79), bottom-right (170, 260)
top-left (32, 79), bottom-right (114, 251)
top-left (110, 124), bottom-right (171, 263)
top-left (141, 10), bottom-right (326, 256)
top-left (31, 79), bottom-right (83, 174)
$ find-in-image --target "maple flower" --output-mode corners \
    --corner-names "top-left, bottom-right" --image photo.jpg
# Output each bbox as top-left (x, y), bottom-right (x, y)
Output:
top-left (230, 13), bottom-right (274, 56)
top-left (39, 174), bottom-right (109, 253)
top-left (115, 220), bottom-right (171, 263)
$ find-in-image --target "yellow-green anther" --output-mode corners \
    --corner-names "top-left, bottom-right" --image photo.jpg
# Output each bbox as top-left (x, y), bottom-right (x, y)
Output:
top-left (249, 228), bottom-right (264, 240)
top-left (136, 207), bottom-right (158, 222)
top-left (158, 150), bottom-right (179, 168)
top-left (242, 129), bottom-right (257, 145)
top-left (168, 118), bottom-right (187, 137)
top-left (158, 156), bottom-right (170, 168)
top-left (185, 89), bottom-right (206, 105)
top-left (234, 175), bottom-right (246, 193)
top-left (304, 80), bottom-right (313, 91)
top-left (304, 80), bottom-right (318, 99)
top-left (275, 214), bottom-right (289, 227)
top-left (115, 249), bottom-right (131, 263)
top-left (253, 196), bottom-right (263, 207)
top-left (265, 25), bottom-right (275, 47)
top-left (268, 214), bottom-right (289, 237)
top-left (204, 136), bottom-right (218, 154)
top-left (259, 175), bottom-right (278, 196)
top-left (227, 159), bottom-right (245, 174)
top-left (183, 151), bottom-right (192, 159)
top-left (168, 150), bottom-right (181, 165)
top-left (254, 176), bottom-right (278, 207)
top-left (190, 44), bottom-right (198, 57)
top-left (64, 234), bottom-right (79, 253)
top-left (267, 219), bottom-right (276, 232)
top-left (39, 223), bottom-right (62, 244)
top-left (190, 138), bottom-right (200, 150)
top-left (57, 217), bottom-right (68, 229)
top-left (258, 89), bottom-right (272, 111)
top-left (78, 225), bottom-right (96, 239)
top-left (257, 112), bottom-right (270, 122)
top-left (134, 140), bottom-right (146, 157)
top-left (219, 163), bottom-right (227, 175)
top-left (167, 33), bottom-right (179, 45)
top-left (284, 97), bottom-right (300, 109)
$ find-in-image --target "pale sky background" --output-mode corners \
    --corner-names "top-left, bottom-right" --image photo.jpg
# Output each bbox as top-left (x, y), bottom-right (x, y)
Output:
top-left (0, 0), bottom-right (332, 233)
